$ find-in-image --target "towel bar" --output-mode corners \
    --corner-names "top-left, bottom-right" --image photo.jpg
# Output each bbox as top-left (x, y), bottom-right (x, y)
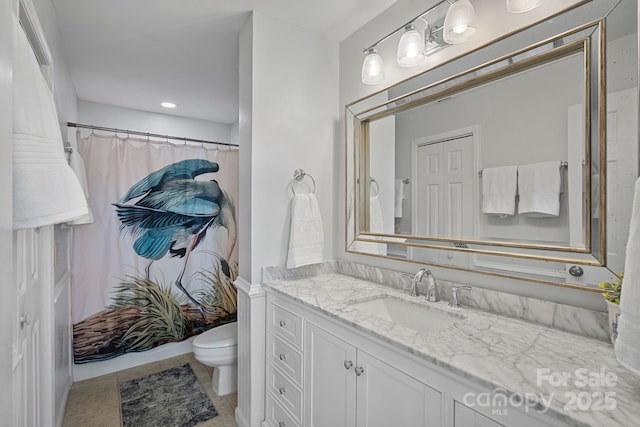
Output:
top-left (478, 161), bottom-right (568, 176)
top-left (291, 169), bottom-right (316, 195)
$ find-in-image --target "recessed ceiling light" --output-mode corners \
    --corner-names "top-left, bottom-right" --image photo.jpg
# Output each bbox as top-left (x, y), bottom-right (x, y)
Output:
top-left (161, 101), bottom-right (177, 109)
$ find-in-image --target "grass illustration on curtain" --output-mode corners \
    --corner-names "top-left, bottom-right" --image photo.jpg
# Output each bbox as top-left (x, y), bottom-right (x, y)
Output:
top-left (72, 147), bottom-right (238, 363)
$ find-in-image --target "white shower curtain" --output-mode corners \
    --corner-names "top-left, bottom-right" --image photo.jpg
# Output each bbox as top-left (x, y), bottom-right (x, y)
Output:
top-left (71, 132), bottom-right (238, 362)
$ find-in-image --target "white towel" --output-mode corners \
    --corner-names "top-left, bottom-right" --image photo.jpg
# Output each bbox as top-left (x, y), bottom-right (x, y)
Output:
top-left (518, 161), bottom-right (562, 217)
top-left (481, 165), bottom-right (518, 216)
top-left (66, 145), bottom-right (95, 225)
top-left (615, 177), bottom-right (640, 376)
top-left (286, 193), bottom-right (324, 268)
top-left (12, 23), bottom-right (88, 229)
top-left (394, 180), bottom-right (405, 218)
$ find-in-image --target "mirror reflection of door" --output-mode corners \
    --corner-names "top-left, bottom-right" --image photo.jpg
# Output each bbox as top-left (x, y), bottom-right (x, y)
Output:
top-left (413, 133), bottom-right (475, 239)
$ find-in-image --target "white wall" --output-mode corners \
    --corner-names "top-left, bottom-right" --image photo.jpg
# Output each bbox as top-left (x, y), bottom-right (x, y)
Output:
top-left (77, 100), bottom-right (231, 144)
top-left (240, 11), bottom-right (338, 284)
top-left (337, 0), bottom-right (613, 310)
top-left (0, 0), bottom-right (15, 422)
top-left (235, 11), bottom-right (338, 427)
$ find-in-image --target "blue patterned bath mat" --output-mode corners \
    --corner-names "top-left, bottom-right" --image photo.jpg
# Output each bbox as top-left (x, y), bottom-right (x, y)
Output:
top-left (119, 363), bottom-right (218, 427)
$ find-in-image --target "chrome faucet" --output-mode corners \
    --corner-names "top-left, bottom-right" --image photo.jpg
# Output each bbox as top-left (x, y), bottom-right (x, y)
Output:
top-left (449, 285), bottom-right (472, 308)
top-left (410, 268), bottom-right (429, 297)
top-left (425, 270), bottom-right (437, 302)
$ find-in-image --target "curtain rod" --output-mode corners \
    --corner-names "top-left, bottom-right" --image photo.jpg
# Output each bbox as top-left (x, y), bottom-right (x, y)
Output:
top-left (67, 122), bottom-right (239, 148)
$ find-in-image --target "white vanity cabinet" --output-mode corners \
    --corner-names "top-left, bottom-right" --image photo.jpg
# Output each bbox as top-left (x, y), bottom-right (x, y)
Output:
top-left (264, 291), bottom-right (569, 427)
top-left (305, 322), bottom-right (440, 427)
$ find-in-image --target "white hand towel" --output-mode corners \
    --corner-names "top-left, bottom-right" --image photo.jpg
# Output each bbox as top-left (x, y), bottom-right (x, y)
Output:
top-left (66, 147), bottom-right (95, 225)
top-left (13, 24), bottom-right (88, 229)
top-left (518, 161), bottom-right (562, 217)
top-left (615, 177), bottom-right (640, 376)
top-left (481, 165), bottom-right (518, 216)
top-left (286, 193), bottom-right (324, 269)
top-left (394, 180), bottom-right (405, 218)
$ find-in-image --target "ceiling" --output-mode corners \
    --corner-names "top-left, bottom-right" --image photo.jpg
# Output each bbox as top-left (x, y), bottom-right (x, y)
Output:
top-left (51, 0), bottom-right (398, 124)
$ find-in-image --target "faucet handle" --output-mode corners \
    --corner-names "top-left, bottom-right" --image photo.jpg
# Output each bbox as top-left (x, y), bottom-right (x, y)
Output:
top-left (449, 285), bottom-right (472, 308)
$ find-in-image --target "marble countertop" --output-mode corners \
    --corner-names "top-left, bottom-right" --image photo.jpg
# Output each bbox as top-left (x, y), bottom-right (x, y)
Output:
top-left (262, 272), bottom-right (640, 427)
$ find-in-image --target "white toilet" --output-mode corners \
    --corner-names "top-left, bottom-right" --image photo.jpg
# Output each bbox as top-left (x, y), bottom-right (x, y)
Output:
top-left (192, 321), bottom-right (238, 396)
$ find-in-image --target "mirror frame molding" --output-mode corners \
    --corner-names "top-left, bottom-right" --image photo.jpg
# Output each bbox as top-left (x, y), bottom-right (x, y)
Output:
top-left (345, 17), bottom-right (608, 292)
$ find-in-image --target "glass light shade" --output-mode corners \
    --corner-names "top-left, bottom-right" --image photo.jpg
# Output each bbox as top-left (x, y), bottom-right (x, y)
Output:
top-left (397, 24), bottom-right (424, 67)
top-left (443, 0), bottom-right (477, 44)
top-left (361, 48), bottom-right (385, 85)
top-left (506, 0), bottom-right (542, 13)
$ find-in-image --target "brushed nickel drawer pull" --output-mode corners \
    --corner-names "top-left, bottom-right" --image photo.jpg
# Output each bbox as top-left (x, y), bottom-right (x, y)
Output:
top-left (279, 353), bottom-right (287, 361)
top-left (344, 360), bottom-right (353, 370)
top-left (278, 387), bottom-right (286, 395)
top-left (279, 319), bottom-right (287, 327)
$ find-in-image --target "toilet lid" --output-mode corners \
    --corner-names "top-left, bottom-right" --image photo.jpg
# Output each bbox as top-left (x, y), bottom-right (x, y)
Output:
top-left (193, 322), bottom-right (237, 349)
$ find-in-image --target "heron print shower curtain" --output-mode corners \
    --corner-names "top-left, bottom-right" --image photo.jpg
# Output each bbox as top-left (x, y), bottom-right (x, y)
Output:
top-left (70, 132), bottom-right (238, 363)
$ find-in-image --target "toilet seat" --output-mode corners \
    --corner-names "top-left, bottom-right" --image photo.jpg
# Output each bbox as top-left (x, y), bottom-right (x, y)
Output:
top-left (193, 322), bottom-right (237, 349)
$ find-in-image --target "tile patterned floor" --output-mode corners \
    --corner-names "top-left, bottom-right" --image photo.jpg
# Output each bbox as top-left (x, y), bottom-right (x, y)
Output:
top-left (63, 353), bottom-right (239, 427)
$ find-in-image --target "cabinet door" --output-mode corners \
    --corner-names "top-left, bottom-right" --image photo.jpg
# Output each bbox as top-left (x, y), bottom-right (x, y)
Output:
top-left (454, 402), bottom-right (505, 427)
top-left (305, 322), bottom-right (357, 427)
top-left (355, 350), bottom-right (442, 427)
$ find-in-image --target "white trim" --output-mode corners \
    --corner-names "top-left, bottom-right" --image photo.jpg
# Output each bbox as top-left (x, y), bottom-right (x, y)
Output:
top-left (235, 276), bottom-right (265, 298)
top-left (17, 0), bottom-right (54, 89)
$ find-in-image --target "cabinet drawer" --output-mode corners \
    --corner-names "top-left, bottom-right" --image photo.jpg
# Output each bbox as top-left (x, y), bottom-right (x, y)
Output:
top-left (268, 301), bottom-right (303, 347)
top-left (267, 364), bottom-right (303, 423)
top-left (266, 393), bottom-right (301, 427)
top-left (268, 333), bottom-right (303, 385)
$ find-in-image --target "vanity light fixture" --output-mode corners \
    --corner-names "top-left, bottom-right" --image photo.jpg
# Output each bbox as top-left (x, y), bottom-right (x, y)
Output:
top-left (161, 101), bottom-right (177, 109)
top-left (506, 0), bottom-right (543, 13)
top-left (360, 0), bottom-right (476, 85)
top-left (397, 23), bottom-right (425, 67)
top-left (361, 48), bottom-right (385, 85)
top-left (443, 0), bottom-right (477, 44)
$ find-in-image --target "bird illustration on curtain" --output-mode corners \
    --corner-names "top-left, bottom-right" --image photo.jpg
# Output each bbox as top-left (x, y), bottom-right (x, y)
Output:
top-left (113, 158), bottom-right (236, 313)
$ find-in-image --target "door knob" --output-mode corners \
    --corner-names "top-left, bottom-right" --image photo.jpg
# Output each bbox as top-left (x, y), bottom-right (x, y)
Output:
top-left (355, 366), bottom-right (364, 376)
top-left (344, 360), bottom-right (353, 370)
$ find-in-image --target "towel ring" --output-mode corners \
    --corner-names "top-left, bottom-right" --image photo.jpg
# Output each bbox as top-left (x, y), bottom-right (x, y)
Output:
top-left (370, 177), bottom-right (380, 197)
top-left (291, 169), bottom-right (316, 195)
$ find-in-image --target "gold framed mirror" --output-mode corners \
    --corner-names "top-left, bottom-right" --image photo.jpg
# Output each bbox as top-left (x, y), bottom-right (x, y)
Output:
top-left (345, 0), bottom-right (637, 290)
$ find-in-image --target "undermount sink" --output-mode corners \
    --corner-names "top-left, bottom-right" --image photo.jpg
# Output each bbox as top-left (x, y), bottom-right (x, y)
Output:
top-left (349, 296), bottom-right (464, 334)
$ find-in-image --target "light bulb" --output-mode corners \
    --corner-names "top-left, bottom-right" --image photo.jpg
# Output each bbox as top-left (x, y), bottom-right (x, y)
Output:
top-left (443, 0), bottom-right (477, 45)
top-left (507, 0), bottom-right (542, 13)
top-left (397, 24), bottom-right (424, 67)
top-left (361, 48), bottom-right (385, 85)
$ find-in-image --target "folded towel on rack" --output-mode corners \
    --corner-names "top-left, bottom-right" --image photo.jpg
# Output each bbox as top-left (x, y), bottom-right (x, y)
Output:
top-left (394, 180), bottom-right (405, 218)
top-left (518, 161), bottom-right (562, 217)
top-left (286, 193), bottom-right (324, 269)
top-left (615, 177), bottom-right (640, 376)
top-left (481, 165), bottom-right (518, 217)
top-left (12, 24), bottom-right (88, 229)
top-left (66, 143), bottom-right (95, 225)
